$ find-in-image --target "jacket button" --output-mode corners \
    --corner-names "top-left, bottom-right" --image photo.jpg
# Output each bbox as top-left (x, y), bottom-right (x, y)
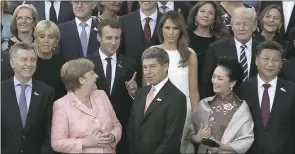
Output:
top-left (20, 150), bottom-right (23, 153)
top-left (22, 135), bottom-right (25, 139)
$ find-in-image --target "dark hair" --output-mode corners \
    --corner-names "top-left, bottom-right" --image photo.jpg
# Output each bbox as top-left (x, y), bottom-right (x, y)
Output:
top-left (256, 40), bottom-right (284, 58)
top-left (187, 1), bottom-right (230, 40)
top-left (158, 10), bottom-right (190, 67)
top-left (97, 18), bottom-right (121, 36)
top-left (257, 4), bottom-right (284, 34)
top-left (216, 57), bottom-right (244, 89)
top-left (142, 47), bottom-right (169, 66)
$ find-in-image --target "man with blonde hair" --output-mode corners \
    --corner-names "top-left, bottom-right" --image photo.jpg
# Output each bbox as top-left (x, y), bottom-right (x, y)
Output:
top-left (201, 7), bottom-right (260, 99)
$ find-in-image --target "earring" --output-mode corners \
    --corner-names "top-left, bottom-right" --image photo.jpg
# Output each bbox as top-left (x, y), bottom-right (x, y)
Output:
top-left (230, 86), bottom-right (233, 91)
top-left (210, 24), bottom-right (214, 30)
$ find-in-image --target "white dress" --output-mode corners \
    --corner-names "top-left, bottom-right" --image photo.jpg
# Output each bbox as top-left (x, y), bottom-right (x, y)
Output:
top-left (164, 48), bottom-right (194, 153)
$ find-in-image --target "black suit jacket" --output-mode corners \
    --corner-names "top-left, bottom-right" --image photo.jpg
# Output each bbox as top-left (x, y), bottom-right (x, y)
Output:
top-left (25, 1), bottom-right (74, 24)
top-left (1, 51), bottom-right (14, 81)
top-left (258, 1), bottom-right (295, 40)
top-left (238, 77), bottom-right (295, 154)
top-left (119, 1), bottom-right (139, 16)
top-left (119, 11), bottom-right (162, 87)
top-left (201, 38), bottom-right (260, 99)
top-left (1, 79), bottom-right (55, 154)
top-left (282, 58), bottom-right (295, 83)
top-left (56, 18), bottom-right (100, 61)
top-left (173, 2), bottom-right (192, 22)
top-left (128, 80), bottom-right (187, 154)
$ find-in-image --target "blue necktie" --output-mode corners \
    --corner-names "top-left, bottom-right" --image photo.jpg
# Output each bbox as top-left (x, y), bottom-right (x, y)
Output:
top-left (240, 45), bottom-right (248, 81)
top-left (19, 84), bottom-right (28, 127)
top-left (80, 22), bottom-right (88, 57)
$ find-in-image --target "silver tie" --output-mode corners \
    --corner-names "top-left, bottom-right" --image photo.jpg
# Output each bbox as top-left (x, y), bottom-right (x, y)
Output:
top-left (19, 84), bottom-right (28, 127)
top-left (80, 22), bottom-right (88, 57)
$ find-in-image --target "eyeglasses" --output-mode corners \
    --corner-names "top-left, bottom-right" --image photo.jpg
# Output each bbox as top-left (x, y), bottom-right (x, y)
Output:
top-left (16, 16), bottom-right (33, 22)
top-left (72, 1), bottom-right (91, 6)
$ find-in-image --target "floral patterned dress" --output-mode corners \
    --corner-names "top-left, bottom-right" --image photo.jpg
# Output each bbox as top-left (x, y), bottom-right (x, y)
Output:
top-left (208, 93), bottom-right (242, 142)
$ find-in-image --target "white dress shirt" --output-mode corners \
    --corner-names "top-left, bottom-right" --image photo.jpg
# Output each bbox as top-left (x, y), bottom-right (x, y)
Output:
top-left (45, 1), bottom-right (61, 20)
top-left (257, 74), bottom-right (277, 111)
top-left (283, 1), bottom-right (295, 31)
top-left (157, 1), bottom-right (174, 13)
top-left (14, 76), bottom-right (32, 112)
top-left (140, 9), bottom-right (158, 37)
top-left (151, 76), bottom-right (169, 97)
top-left (235, 38), bottom-right (252, 77)
top-left (99, 49), bottom-right (117, 93)
top-left (75, 17), bottom-right (92, 41)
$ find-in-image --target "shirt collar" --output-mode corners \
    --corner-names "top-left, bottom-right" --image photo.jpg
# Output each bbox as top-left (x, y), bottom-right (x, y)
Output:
top-left (75, 17), bottom-right (92, 28)
top-left (46, 0), bottom-right (60, 3)
top-left (14, 76), bottom-right (32, 87)
top-left (157, 1), bottom-right (174, 10)
top-left (257, 74), bottom-right (278, 89)
top-left (153, 76), bottom-right (169, 93)
top-left (99, 48), bottom-right (117, 62)
top-left (140, 9), bottom-right (158, 22)
top-left (234, 38), bottom-right (252, 49)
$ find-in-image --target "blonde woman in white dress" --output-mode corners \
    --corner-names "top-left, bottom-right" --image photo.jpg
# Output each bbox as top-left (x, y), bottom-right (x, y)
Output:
top-left (155, 10), bottom-right (200, 154)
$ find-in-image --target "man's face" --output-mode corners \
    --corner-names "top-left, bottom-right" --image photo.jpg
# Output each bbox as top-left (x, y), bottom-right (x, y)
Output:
top-left (142, 58), bottom-right (168, 85)
top-left (98, 25), bottom-right (121, 57)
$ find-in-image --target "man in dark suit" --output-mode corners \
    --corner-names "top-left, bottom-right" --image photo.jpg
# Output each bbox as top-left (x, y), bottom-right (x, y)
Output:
top-left (1, 50), bottom-right (14, 81)
top-left (87, 19), bottom-right (136, 154)
top-left (57, 1), bottom-right (99, 61)
top-left (157, 1), bottom-right (191, 22)
top-left (119, 1), bottom-right (162, 87)
top-left (1, 42), bottom-right (55, 154)
top-left (282, 58), bottom-right (295, 83)
top-left (25, 1), bottom-right (74, 24)
top-left (127, 47), bottom-right (187, 153)
top-left (201, 7), bottom-right (259, 99)
top-left (238, 41), bottom-right (295, 154)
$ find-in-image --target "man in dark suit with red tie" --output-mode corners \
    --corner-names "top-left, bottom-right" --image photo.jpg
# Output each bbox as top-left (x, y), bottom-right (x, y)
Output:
top-left (1, 42), bottom-right (55, 154)
top-left (119, 1), bottom-right (162, 87)
top-left (238, 41), bottom-right (295, 154)
top-left (127, 47), bottom-right (186, 154)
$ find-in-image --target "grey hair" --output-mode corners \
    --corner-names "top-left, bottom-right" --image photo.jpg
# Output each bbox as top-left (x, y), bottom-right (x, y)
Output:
top-left (142, 47), bottom-right (169, 65)
top-left (231, 7), bottom-right (257, 24)
top-left (10, 42), bottom-right (37, 59)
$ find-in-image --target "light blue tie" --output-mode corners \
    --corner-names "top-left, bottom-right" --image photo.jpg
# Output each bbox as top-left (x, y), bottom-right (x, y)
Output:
top-left (19, 84), bottom-right (28, 127)
top-left (80, 22), bottom-right (88, 57)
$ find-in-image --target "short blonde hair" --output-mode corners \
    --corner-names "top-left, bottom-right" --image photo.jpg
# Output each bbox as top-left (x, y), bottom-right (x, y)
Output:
top-left (60, 58), bottom-right (95, 91)
top-left (10, 4), bottom-right (39, 37)
top-left (231, 7), bottom-right (257, 24)
top-left (34, 20), bottom-right (60, 42)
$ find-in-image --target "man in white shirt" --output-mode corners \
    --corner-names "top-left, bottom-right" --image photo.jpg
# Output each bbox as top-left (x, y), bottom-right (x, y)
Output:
top-left (201, 7), bottom-right (260, 99)
top-left (128, 47), bottom-right (186, 153)
top-left (238, 40), bottom-right (295, 154)
top-left (25, 0), bottom-right (74, 24)
top-left (57, 1), bottom-right (99, 61)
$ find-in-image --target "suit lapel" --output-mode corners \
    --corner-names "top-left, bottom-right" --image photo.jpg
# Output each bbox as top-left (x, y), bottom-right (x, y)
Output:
top-left (228, 38), bottom-right (239, 58)
top-left (148, 13), bottom-right (162, 47)
top-left (92, 52), bottom-right (109, 96)
top-left (87, 19), bottom-right (99, 56)
top-left (6, 79), bottom-right (24, 129)
top-left (25, 80), bottom-right (43, 131)
top-left (70, 20), bottom-right (84, 57)
top-left (58, 2), bottom-right (65, 23)
top-left (250, 40), bottom-right (259, 77)
top-left (69, 92), bottom-right (96, 118)
top-left (141, 80), bottom-right (170, 123)
top-left (266, 79), bottom-right (285, 129)
top-left (134, 11), bottom-right (148, 47)
top-left (111, 54), bottom-right (124, 96)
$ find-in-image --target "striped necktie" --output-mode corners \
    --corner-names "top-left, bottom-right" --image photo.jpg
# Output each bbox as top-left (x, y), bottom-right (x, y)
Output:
top-left (240, 44), bottom-right (249, 81)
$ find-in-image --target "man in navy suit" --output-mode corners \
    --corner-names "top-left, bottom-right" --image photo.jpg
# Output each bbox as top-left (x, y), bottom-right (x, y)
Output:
top-left (56, 1), bottom-right (100, 61)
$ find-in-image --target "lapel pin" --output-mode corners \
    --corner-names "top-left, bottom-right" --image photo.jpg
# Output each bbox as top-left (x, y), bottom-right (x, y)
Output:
top-left (178, 8), bottom-right (182, 13)
top-left (280, 87), bottom-right (286, 92)
top-left (156, 98), bottom-right (162, 101)
top-left (93, 27), bottom-right (98, 31)
top-left (117, 64), bottom-right (123, 68)
top-left (34, 91), bottom-right (39, 96)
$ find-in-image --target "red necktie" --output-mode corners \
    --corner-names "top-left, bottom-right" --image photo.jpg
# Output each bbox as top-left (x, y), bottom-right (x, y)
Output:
top-left (144, 17), bottom-right (151, 41)
top-left (261, 84), bottom-right (271, 128)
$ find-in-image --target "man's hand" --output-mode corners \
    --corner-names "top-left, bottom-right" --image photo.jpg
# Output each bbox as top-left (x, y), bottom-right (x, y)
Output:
top-left (125, 72), bottom-right (138, 97)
